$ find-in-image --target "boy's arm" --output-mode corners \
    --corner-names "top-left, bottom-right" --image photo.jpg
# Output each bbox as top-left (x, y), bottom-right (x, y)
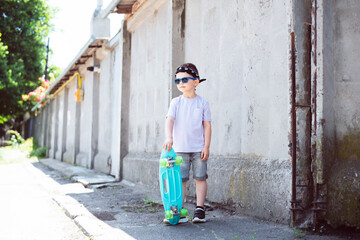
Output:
top-left (201, 121), bottom-right (212, 161)
top-left (163, 116), bottom-right (175, 151)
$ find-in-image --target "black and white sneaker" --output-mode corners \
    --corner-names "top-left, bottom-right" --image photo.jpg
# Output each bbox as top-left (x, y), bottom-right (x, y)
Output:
top-left (192, 206), bottom-right (206, 223)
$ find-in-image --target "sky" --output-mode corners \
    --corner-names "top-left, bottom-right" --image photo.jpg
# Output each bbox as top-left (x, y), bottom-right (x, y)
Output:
top-left (47, 0), bottom-right (123, 70)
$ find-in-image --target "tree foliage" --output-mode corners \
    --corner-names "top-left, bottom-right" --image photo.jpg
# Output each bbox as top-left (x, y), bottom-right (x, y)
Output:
top-left (0, 0), bottom-right (54, 125)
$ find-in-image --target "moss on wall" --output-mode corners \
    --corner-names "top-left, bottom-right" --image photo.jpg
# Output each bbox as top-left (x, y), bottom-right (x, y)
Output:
top-left (224, 159), bottom-right (291, 223)
top-left (327, 129), bottom-right (360, 228)
top-left (327, 113), bottom-right (360, 228)
top-left (336, 130), bottom-right (360, 160)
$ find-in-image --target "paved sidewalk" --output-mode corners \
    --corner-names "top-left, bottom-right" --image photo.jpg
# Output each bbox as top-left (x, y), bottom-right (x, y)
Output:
top-left (39, 158), bottom-right (359, 240)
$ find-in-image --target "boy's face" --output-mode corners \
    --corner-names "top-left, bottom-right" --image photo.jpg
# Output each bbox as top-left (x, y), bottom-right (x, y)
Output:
top-left (175, 72), bottom-right (199, 94)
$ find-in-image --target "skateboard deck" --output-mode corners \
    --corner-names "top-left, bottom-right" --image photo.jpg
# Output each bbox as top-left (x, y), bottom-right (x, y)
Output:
top-left (159, 148), bottom-right (188, 225)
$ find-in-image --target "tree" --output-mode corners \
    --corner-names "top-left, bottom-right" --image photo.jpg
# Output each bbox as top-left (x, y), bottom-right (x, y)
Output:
top-left (0, 34), bottom-right (11, 125)
top-left (0, 0), bottom-right (54, 127)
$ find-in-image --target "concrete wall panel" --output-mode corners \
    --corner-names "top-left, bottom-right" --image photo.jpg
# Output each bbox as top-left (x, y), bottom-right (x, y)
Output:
top-left (63, 80), bottom-right (77, 164)
top-left (55, 90), bottom-right (66, 161)
top-left (98, 53), bottom-right (112, 154)
top-left (110, 35), bottom-right (124, 179)
top-left (328, 0), bottom-right (360, 228)
top-left (77, 68), bottom-right (94, 168)
top-left (48, 99), bottom-right (57, 158)
top-left (94, 49), bottom-right (112, 174)
top-left (184, 0), bottom-right (290, 158)
top-left (121, 0), bottom-right (292, 223)
top-left (128, 2), bottom-right (170, 153)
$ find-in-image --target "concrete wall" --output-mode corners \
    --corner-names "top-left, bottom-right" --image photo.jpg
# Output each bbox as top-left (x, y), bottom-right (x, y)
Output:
top-left (122, 2), bottom-right (170, 195)
top-left (63, 80), bottom-right (77, 164)
top-left (184, 0), bottom-right (291, 221)
top-left (109, 32), bottom-right (124, 178)
top-left (327, 0), bottom-right (360, 228)
top-left (122, 0), bottom-right (182, 201)
top-left (122, 0), bottom-right (292, 223)
top-left (48, 99), bottom-right (57, 158)
top-left (32, 110), bottom-right (42, 147)
top-left (77, 64), bottom-right (94, 168)
top-left (38, 42), bottom-right (124, 179)
top-left (127, 3), bottom-right (169, 154)
top-left (55, 89), bottom-right (67, 161)
top-left (94, 48), bottom-right (113, 174)
top-left (185, 0), bottom-right (289, 157)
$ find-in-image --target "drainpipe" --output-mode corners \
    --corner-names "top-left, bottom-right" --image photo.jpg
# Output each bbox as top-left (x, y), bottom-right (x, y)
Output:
top-left (310, 0), bottom-right (327, 229)
top-left (290, 31), bottom-right (301, 224)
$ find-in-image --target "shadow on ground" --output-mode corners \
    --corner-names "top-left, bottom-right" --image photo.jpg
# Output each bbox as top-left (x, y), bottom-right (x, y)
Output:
top-left (32, 161), bottom-right (360, 240)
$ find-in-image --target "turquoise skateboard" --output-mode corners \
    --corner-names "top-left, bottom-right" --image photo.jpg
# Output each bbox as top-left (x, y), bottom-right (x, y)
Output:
top-left (159, 148), bottom-right (188, 225)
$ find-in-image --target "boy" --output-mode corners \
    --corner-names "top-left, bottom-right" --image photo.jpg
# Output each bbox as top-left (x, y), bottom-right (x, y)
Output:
top-left (163, 63), bottom-right (212, 223)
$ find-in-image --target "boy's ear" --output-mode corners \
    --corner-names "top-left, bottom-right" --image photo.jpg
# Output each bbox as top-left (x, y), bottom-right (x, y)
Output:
top-left (195, 79), bottom-right (200, 85)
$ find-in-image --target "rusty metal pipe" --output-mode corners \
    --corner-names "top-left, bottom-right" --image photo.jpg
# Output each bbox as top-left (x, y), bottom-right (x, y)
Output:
top-left (290, 31), bottom-right (297, 224)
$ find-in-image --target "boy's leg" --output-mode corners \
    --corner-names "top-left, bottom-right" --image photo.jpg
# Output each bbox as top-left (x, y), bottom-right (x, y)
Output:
top-left (195, 179), bottom-right (207, 207)
top-left (192, 153), bottom-right (207, 223)
top-left (182, 181), bottom-right (187, 206)
top-left (192, 152), bottom-right (208, 206)
top-left (179, 152), bottom-right (190, 207)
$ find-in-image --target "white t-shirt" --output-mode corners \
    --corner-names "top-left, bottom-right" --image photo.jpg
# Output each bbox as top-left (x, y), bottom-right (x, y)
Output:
top-left (166, 95), bottom-right (211, 152)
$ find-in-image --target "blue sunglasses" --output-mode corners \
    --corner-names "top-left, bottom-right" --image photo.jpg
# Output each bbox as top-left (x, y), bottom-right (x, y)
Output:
top-left (174, 77), bottom-right (196, 85)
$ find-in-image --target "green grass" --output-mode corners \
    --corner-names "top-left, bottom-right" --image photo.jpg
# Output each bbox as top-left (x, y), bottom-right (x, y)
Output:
top-left (122, 196), bottom-right (161, 214)
top-left (0, 137), bottom-right (47, 165)
top-left (143, 195), bottom-right (160, 213)
top-left (291, 221), bottom-right (306, 238)
top-left (294, 227), bottom-right (306, 238)
top-left (0, 147), bottom-right (32, 165)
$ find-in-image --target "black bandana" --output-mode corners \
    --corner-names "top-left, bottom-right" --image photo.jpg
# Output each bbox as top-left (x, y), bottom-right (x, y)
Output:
top-left (175, 67), bottom-right (206, 83)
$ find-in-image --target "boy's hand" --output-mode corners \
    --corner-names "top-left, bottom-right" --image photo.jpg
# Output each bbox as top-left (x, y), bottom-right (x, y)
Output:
top-left (201, 147), bottom-right (210, 161)
top-left (162, 138), bottom-right (173, 152)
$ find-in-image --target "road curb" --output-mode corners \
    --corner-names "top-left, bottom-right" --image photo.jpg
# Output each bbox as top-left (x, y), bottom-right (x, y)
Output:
top-left (40, 158), bottom-right (117, 187)
top-left (53, 194), bottom-right (136, 240)
top-left (39, 159), bottom-right (137, 240)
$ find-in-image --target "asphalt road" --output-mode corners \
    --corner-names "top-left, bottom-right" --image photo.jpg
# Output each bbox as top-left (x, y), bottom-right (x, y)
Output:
top-left (1, 151), bottom-right (358, 240)
top-left (0, 159), bottom-right (88, 240)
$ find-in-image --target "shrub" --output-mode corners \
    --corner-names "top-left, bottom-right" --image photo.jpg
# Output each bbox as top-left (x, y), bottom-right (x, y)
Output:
top-left (29, 138), bottom-right (47, 159)
top-left (29, 146), bottom-right (47, 159)
top-left (6, 130), bottom-right (24, 146)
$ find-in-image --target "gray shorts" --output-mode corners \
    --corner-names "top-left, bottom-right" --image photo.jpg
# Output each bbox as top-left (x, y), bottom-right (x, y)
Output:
top-left (177, 152), bottom-right (208, 182)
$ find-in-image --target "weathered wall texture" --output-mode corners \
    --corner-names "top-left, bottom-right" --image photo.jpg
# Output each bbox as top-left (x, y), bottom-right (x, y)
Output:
top-left (63, 80), bottom-right (77, 164)
top-left (122, 1), bottom-right (170, 192)
top-left (185, 0), bottom-right (290, 159)
top-left (94, 48), bottom-right (113, 174)
top-left (109, 35), bottom-right (124, 178)
top-left (127, 3), bottom-right (169, 154)
top-left (122, 0), bottom-right (292, 223)
top-left (183, 0), bottom-right (291, 221)
top-left (48, 99), bottom-right (57, 158)
top-left (77, 68), bottom-right (94, 168)
top-left (55, 90), bottom-right (67, 161)
top-left (327, 0), bottom-right (360, 228)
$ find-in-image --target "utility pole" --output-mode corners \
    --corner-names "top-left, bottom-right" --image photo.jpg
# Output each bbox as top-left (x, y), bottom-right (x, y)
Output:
top-left (44, 38), bottom-right (50, 80)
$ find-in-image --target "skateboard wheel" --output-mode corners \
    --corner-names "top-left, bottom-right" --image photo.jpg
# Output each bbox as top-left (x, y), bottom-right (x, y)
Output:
top-left (160, 158), bottom-right (167, 168)
top-left (165, 210), bottom-right (173, 219)
top-left (180, 208), bottom-right (188, 217)
top-left (175, 156), bottom-right (183, 165)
